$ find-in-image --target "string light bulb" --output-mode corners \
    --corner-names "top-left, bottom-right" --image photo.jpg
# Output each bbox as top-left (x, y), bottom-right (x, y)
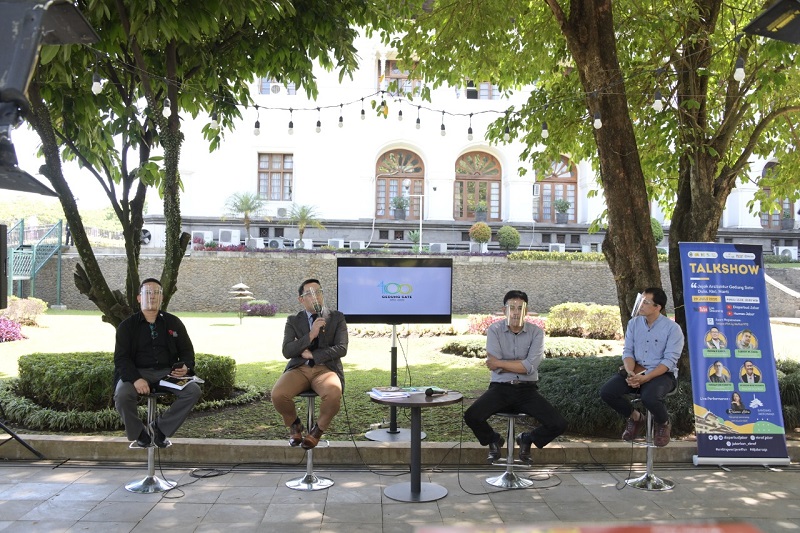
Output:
top-left (338, 104), bottom-right (344, 128)
top-left (734, 56), bottom-right (745, 82)
top-left (541, 121), bottom-right (549, 139)
top-left (467, 113), bottom-right (474, 141)
top-left (440, 111), bottom-right (446, 136)
top-left (253, 119), bottom-right (261, 136)
top-left (209, 111), bottom-right (219, 129)
top-left (361, 98), bottom-right (366, 120)
top-left (416, 106), bottom-right (421, 130)
top-left (593, 111), bottom-right (602, 129)
top-left (315, 107), bottom-right (321, 133)
top-left (162, 97), bottom-right (171, 118)
top-left (652, 90), bottom-right (664, 112)
top-left (91, 72), bottom-right (104, 95)
top-left (398, 109), bottom-right (403, 121)
top-left (288, 108), bottom-right (294, 135)
top-left (503, 125), bottom-right (510, 142)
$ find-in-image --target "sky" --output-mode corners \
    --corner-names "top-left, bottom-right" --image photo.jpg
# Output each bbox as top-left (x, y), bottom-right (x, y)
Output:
top-left (7, 125), bottom-right (111, 210)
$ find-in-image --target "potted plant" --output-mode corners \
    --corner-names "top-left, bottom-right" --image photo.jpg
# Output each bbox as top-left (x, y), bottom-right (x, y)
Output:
top-left (781, 209), bottom-right (794, 230)
top-left (392, 195), bottom-right (410, 220)
top-left (554, 198), bottom-right (571, 224)
top-left (469, 221), bottom-right (491, 253)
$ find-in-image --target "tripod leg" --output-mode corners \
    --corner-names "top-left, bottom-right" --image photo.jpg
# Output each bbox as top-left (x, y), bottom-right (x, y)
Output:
top-left (0, 420), bottom-right (45, 459)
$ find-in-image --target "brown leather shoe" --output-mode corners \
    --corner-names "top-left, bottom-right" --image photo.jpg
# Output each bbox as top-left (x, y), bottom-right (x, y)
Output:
top-left (301, 423), bottom-right (324, 450)
top-left (622, 414), bottom-right (646, 441)
top-left (654, 421), bottom-right (671, 447)
top-left (289, 419), bottom-right (304, 447)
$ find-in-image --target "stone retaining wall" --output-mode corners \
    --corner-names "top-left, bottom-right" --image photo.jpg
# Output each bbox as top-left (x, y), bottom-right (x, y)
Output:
top-left (27, 251), bottom-right (799, 317)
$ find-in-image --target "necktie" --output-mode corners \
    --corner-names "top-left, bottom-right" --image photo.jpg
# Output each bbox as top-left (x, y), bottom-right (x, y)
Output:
top-left (307, 314), bottom-right (318, 364)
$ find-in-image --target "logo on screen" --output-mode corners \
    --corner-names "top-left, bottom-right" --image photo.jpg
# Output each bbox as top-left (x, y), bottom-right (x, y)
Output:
top-left (379, 281), bottom-right (413, 299)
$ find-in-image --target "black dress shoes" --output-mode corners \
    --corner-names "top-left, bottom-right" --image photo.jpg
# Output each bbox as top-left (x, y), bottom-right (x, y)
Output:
top-left (150, 422), bottom-right (171, 448)
top-left (487, 436), bottom-right (505, 463)
top-left (135, 428), bottom-right (152, 448)
top-left (516, 432), bottom-right (533, 462)
top-left (289, 419), bottom-right (304, 447)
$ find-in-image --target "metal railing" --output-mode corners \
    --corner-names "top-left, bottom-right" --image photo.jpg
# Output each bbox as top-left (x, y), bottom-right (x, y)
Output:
top-left (6, 220), bottom-right (62, 305)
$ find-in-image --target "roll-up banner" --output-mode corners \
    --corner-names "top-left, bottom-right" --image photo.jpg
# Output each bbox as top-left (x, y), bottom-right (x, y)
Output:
top-left (679, 242), bottom-right (789, 466)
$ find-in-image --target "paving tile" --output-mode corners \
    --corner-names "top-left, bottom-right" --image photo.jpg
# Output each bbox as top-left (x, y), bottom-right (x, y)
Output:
top-left (50, 483), bottom-right (120, 501)
top-left (320, 522), bottom-right (385, 533)
top-left (601, 500), bottom-right (675, 520)
top-left (202, 503), bottom-right (268, 524)
top-left (438, 501), bottom-right (503, 525)
top-left (138, 501), bottom-right (212, 526)
top-left (19, 499), bottom-right (97, 521)
top-left (80, 501), bottom-right (156, 522)
top-left (261, 502), bottom-right (324, 524)
top-left (0, 482), bottom-right (69, 500)
top-left (215, 485), bottom-right (277, 504)
top-left (382, 501), bottom-right (442, 524)
top-left (0, 500), bottom-right (40, 520)
top-left (196, 524), bottom-right (262, 533)
top-left (491, 501), bottom-right (559, 523)
top-left (65, 521), bottom-right (136, 532)
top-left (0, 520), bottom-right (74, 532)
top-left (325, 486), bottom-right (382, 504)
top-left (320, 502), bottom-right (382, 523)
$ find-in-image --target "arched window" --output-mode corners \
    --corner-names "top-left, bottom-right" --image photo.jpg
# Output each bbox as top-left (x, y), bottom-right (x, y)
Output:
top-left (759, 162), bottom-right (795, 229)
top-left (376, 150), bottom-right (424, 220)
top-left (534, 156), bottom-right (577, 223)
top-left (454, 152), bottom-right (501, 221)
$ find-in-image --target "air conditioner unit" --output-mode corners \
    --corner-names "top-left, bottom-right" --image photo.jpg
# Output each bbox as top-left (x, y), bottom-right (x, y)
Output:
top-left (267, 238), bottom-right (284, 249)
top-left (349, 241), bottom-right (365, 250)
top-left (276, 207), bottom-right (287, 217)
top-left (218, 229), bottom-right (241, 246)
top-left (270, 83), bottom-right (285, 94)
top-left (429, 243), bottom-right (447, 253)
top-left (774, 246), bottom-right (798, 260)
top-left (191, 231), bottom-right (213, 245)
top-left (580, 244), bottom-right (592, 253)
top-left (327, 238), bottom-right (345, 248)
top-left (140, 228), bottom-right (152, 245)
top-left (548, 243), bottom-right (566, 253)
top-left (293, 238), bottom-right (313, 249)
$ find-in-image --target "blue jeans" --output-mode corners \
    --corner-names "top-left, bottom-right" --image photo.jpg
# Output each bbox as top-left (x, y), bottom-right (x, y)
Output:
top-left (599, 372), bottom-right (676, 425)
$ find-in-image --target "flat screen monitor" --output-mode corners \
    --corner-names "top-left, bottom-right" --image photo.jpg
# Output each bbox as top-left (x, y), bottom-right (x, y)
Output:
top-left (337, 257), bottom-right (453, 324)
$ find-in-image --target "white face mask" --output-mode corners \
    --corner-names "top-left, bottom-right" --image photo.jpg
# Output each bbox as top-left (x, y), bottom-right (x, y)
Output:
top-left (140, 286), bottom-right (163, 311)
top-left (505, 301), bottom-right (527, 328)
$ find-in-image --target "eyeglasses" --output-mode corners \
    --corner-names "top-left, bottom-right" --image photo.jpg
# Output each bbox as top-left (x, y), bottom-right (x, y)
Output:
top-left (301, 289), bottom-right (324, 298)
top-left (149, 323), bottom-right (158, 339)
top-left (142, 290), bottom-right (163, 296)
top-left (640, 298), bottom-right (655, 306)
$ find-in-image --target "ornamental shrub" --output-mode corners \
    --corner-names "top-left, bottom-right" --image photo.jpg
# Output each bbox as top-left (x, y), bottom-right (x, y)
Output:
top-left (547, 302), bottom-right (589, 337)
top-left (497, 225), bottom-right (521, 251)
top-left (0, 316), bottom-right (25, 342)
top-left (585, 305), bottom-right (623, 340)
top-left (242, 300), bottom-right (278, 317)
top-left (651, 217), bottom-right (665, 244)
top-left (441, 336), bottom-right (607, 359)
top-left (1, 296), bottom-right (48, 326)
top-left (468, 221), bottom-right (491, 243)
top-left (15, 352), bottom-right (237, 411)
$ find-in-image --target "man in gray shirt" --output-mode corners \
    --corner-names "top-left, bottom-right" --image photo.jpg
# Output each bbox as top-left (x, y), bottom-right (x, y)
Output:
top-left (464, 290), bottom-right (567, 463)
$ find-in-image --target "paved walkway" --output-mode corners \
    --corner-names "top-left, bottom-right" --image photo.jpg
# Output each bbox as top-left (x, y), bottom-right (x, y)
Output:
top-left (0, 460), bottom-right (798, 532)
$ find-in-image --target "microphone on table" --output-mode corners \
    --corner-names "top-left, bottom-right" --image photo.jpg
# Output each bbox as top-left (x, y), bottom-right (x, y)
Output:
top-left (425, 387), bottom-right (447, 396)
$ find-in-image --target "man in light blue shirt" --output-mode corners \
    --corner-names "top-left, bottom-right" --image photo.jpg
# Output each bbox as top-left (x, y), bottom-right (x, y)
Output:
top-left (599, 287), bottom-right (684, 447)
top-left (464, 290), bottom-right (567, 463)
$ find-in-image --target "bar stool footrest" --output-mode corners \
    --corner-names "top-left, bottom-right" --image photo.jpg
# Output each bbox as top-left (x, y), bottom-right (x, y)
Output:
top-left (486, 471), bottom-right (535, 489)
top-left (285, 474), bottom-right (334, 491)
top-left (125, 475), bottom-right (176, 494)
top-left (625, 472), bottom-right (674, 491)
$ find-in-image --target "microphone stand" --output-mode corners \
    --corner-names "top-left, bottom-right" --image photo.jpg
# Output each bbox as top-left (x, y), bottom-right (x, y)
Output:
top-left (365, 324), bottom-right (426, 443)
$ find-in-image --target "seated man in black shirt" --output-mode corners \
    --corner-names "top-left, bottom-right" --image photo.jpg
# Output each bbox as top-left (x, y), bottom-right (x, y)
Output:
top-left (113, 278), bottom-right (201, 447)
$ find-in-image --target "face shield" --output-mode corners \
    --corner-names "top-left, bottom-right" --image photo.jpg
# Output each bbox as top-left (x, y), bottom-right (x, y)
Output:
top-left (631, 293), bottom-right (644, 318)
top-left (302, 288), bottom-right (325, 315)
top-left (505, 301), bottom-right (527, 328)
top-left (140, 286), bottom-right (163, 311)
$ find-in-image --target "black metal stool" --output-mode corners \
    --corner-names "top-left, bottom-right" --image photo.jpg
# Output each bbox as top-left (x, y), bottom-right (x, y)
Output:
top-left (485, 412), bottom-right (534, 489)
top-left (625, 389), bottom-right (677, 491)
top-left (126, 393), bottom-right (175, 494)
top-left (286, 390), bottom-right (333, 491)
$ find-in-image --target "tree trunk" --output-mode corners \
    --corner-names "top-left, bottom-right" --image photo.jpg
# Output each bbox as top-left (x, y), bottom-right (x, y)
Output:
top-left (26, 82), bottom-right (132, 326)
top-left (552, 0), bottom-right (662, 327)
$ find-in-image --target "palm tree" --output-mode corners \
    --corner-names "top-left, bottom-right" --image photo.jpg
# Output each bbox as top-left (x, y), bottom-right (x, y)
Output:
top-left (225, 192), bottom-right (265, 239)
top-left (289, 204), bottom-right (325, 247)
